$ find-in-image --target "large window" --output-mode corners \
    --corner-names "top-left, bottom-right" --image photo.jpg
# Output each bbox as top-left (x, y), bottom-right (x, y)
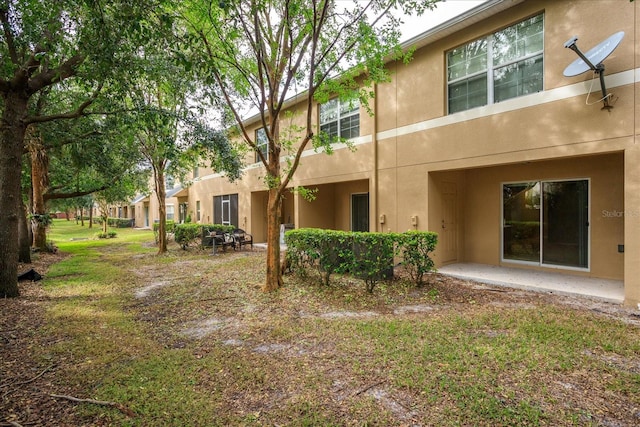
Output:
top-left (213, 194), bottom-right (238, 227)
top-left (502, 179), bottom-right (589, 269)
top-left (447, 14), bottom-right (544, 113)
top-left (166, 204), bottom-right (175, 221)
top-left (255, 127), bottom-right (268, 163)
top-left (319, 98), bottom-right (360, 141)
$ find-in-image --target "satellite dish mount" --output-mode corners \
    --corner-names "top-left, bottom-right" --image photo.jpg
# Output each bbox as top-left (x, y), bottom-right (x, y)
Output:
top-left (563, 31), bottom-right (624, 110)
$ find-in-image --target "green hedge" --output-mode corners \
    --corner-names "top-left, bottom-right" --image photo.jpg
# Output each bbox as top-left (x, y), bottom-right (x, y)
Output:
top-left (174, 223), bottom-right (202, 249)
top-left (152, 220), bottom-right (176, 233)
top-left (400, 230), bottom-right (438, 286)
top-left (92, 217), bottom-right (135, 228)
top-left (152, 220), bottom-right (176, 243)
top-left (285, 228), bottom-right (438, 292)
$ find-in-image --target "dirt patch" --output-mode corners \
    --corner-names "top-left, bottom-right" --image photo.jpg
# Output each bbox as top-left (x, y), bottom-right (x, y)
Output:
top-left (393, 304), bottom-right (435, 315)
top-left (318, 310), bottom-right (379, 319)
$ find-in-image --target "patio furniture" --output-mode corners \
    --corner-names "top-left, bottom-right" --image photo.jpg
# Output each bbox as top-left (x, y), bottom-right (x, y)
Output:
top-left (212, 231), bottom-right (236, 252)
top-left (233, 228), bottom-right (253, 250)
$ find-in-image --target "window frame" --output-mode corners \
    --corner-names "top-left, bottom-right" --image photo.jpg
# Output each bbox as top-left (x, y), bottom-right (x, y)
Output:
top-left (501, 178), bottom-right (590, 271)
top-left (213, 194), bottom-right (239, 227)
top-left (255, 127), bottom-right (268, 163)
top-left (166, 204), bottom-right (175, 221)
top-left (446, 13), bottom-right (544, 114)
top-left (319, 98), bottom-right (360, 141)
top-left (351, 192), bottom-right (370, 232)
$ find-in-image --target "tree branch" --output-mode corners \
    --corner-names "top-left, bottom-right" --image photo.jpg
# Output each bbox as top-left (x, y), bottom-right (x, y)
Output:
top-left (43, 185), bottom-right (110, 201)
top-left (0, 6), bottom-right (18, 64)
top-left (24, 82), bottom-right (103, 125)
top-left (27, 53), bottom-right (86, 94)
top-left (0, 77), bottom-right (9, 94)
top-left (41, 130), bottom-right (103, 151)
top-left (50, 394), bottom-right (136, 418)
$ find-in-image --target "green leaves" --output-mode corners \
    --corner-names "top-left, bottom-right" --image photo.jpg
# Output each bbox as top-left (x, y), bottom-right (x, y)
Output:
top-left (285, 228), bottom-right (438, 291)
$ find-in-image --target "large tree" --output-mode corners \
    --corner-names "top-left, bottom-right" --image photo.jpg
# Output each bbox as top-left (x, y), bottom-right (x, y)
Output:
top-left (182, 0), bottom-right (437, 291)
top-left (124, 51), bottom-right (242, 254)
top-left (0, 0), bottom-right (169, 297)
top-left (28, 107), bottom-right (146, 249)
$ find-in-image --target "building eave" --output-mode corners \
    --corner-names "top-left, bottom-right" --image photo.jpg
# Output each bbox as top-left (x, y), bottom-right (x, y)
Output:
top-left (399, 0), bottom-right (525, 52)
top-left (242, 0), bottom-right (523, 128)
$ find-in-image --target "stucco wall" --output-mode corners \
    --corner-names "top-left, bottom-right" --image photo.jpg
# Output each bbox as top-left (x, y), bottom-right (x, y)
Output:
top-left (457, 153), bottom-right (624, 280)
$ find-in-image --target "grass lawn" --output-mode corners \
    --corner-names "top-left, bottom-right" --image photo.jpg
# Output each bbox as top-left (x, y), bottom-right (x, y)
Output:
top-left (2, 219), bottom-right (640, 426)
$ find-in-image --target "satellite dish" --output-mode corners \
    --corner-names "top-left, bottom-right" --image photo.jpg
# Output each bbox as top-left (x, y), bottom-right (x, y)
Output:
top-left (563, 31), bottom-right (624, 110)
top-left (563, 31), bottom-right (624, 77)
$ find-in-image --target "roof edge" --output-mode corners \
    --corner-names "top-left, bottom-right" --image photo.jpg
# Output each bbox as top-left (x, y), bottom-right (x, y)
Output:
top-left (242, 0), bottom-right (524, 127)
top-left (400, 0), bottom-right (526, 51)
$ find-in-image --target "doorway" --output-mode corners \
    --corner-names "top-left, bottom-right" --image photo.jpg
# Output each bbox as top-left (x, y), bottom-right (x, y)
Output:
top-left (441, 182), bottom-right (457, 263)
top-left (214, 194), bottom-right (238, 227)
top-left (502, 179), bottom-right (589, 269)
top-left (351, 193), bottom-right (369, 232)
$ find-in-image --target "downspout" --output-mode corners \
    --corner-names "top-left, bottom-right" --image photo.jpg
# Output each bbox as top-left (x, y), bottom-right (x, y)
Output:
top-left (372, 82), bottom-right (380, 232)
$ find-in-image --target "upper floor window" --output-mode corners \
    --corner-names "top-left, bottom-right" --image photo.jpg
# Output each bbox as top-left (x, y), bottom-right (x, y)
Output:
top-left (319, 98), bottom-right (360, 141)
top-left (255, 127), bottom-right (268, 163)
top-left (447, 14), bottom-right (544, 114)
top-left (165, 174), bottom-right (175, 189)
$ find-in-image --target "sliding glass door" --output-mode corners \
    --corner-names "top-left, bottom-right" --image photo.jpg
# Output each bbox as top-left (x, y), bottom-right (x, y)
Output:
top-left (503, 179), bottom-right (588, 269)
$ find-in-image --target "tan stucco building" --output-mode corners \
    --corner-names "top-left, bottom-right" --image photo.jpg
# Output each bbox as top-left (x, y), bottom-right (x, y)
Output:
top-left (130, 0), bottom-right (640, 306)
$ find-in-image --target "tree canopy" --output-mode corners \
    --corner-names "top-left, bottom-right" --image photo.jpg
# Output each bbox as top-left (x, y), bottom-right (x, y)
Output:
top-left (1, 0), bottom-right (177, 297)
top-left (181, 0), bottom-right (438, 291)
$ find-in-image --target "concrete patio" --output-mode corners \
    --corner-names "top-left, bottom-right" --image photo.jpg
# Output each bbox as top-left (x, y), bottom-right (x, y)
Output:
top-left (438, 263), bottom-right (624, 304)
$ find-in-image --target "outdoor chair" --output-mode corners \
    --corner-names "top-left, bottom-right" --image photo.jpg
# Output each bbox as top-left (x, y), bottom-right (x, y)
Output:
top-left (233, 228), bottom-right (253, 250)
top-left (211, 230), bottom-right (235, 252)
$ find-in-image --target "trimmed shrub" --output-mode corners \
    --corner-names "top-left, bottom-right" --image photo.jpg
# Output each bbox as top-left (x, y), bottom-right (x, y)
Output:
top-left (172, 224), bottom-right (236, 249)
top-left (94, 217), bottom-right (134, 228)
top-left (400, 230), bottom-right (438, 286)
top-left (285, 228), bottom-right (438, 291)
top-left (152, 220), bottom-right (176, 243)
top-left (352, 232), bottom-right (399, 293)
top-left (174, 223), bottom-right (202, 249)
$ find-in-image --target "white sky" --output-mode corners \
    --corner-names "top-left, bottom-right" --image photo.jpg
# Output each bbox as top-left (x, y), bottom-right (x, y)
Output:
top-left (398, 0), bottom-right (488, 41)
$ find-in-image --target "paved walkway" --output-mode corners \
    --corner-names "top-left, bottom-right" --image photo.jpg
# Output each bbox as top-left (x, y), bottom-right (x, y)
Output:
top-left (438, 263), bottom-right (624, 304)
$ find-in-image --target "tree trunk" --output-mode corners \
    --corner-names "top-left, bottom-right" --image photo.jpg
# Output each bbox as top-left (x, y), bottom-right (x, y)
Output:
top-left (263, 187), bottom-right (283, 291)
top-left (0, 92), bottom-right (29, 298)
top-left (262, 117), bottom-right (284, 292)
top-left (30, 130), bottom-right (49, 251)
top-left (154, 165), bottom-right (167, 254)
top-left (80, 206), bottom-right (84, 226)
top-left (89, 205), bottom-right (93, 228)
top-left (18, 201), bottom-right (32, 264)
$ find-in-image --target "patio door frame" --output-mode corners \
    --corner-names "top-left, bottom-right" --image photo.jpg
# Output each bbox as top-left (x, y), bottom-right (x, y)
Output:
top-left (351, 193), bottom-right (369, 232)
top-left (501, 178), bottom-right (590, 271)
top-left (213, 194), bottom-right (239, 227)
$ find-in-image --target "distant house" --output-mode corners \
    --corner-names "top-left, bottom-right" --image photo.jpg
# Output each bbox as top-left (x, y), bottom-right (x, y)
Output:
top-left (131, 0), bottom-right (640, 306)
